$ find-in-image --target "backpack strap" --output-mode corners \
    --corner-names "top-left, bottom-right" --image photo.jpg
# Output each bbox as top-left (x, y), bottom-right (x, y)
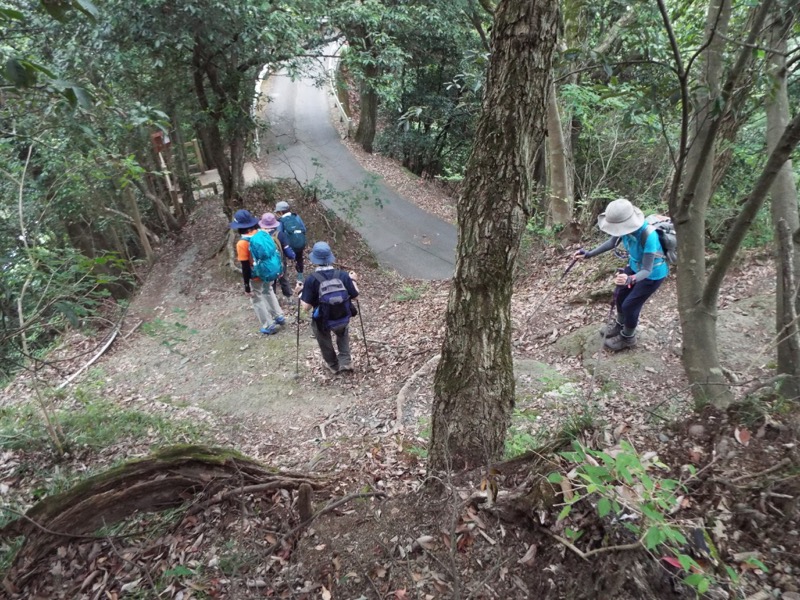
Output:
top-left (639, 224), bottom-right (666, 262)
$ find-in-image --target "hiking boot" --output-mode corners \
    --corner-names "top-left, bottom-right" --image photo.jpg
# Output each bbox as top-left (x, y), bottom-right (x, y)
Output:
top-left (274, 315), bottom-right (286, 326)
top-left (260, 324), bottom-right (280, 335)
top-left (600, 319), bottom-right (623, 338)
top-left (323, 363), bottom-right (339, 375)
top-left (604, 333), bottom-right (637, 352)
top-left (338, 364), bottom-right (354, 373)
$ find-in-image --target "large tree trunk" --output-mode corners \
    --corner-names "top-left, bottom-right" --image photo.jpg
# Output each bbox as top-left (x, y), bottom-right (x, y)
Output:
top-left (766, 8), bottom-right (800, 398)
top-left (673, 0), bottom-right (732, 408)
top-left (546, 81), bottom-right (573, 224)
top-left (355, 64), bottom-right (379, 153)
top-left (429, 0), bottom-right (559, 472)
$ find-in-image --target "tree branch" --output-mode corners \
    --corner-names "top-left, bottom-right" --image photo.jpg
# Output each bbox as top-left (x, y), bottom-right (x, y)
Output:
top-left (702, 110), bottom-right (800, 307)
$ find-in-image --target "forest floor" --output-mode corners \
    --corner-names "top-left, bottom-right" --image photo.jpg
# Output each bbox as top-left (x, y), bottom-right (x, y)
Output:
top-left (1, 146), bottom-right (799, 599)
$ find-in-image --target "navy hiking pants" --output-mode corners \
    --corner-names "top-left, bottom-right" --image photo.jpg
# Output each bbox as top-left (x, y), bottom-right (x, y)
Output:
top-left (616, 267), bottom-right (664, 330)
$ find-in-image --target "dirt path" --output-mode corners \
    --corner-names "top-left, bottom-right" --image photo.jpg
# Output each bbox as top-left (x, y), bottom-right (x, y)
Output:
top-left (102, 199), bottom-right (352, 424)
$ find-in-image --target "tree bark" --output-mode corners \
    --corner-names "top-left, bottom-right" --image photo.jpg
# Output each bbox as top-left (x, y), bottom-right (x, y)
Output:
top-left (429, 0), bottom-right (559, 472)
top-left (355, 63), bottom-right (379, 153)
top-left (673, 0), bottom-right (733, 408)
top-left (123, 185), bottom-right (154, 264)
top-left (546, 81), bottom-right (573, 224)
top-left (765, 8), bottom-right (800, 398)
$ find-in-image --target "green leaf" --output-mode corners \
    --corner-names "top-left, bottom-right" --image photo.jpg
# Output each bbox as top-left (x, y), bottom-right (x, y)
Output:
top-left (744, 557), bottom-right (768, 572)
top-left (644, 526), bottom-right (665, 550)
top-left (4, 58), bottom-right (37, 87)
top-left (557, 504), bottom-right (572, 521)
top-left (596, 497), bottom-right (611, 518)
top-left (0, 7), bottom-right (25, 20)
top-left (724, 565), bottom-right (739, 584)
top-left (684, 573), bottom-right (705, 587)
top-left (72, 0), bottom-right (99, 19)
top-left (40, 0), bottom-right (72, 21)
top-left (697, 578), bottom-right (710, 594)
top-left (547, 472), bottom-right (563, 484)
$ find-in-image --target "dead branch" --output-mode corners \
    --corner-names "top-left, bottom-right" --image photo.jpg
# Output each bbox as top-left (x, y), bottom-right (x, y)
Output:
top-left (544, 528), bottom-right (644, 560)
top-left (56, 323), bottom-right (120, 390)
top-left (394, 354), bottom-right (440, 428)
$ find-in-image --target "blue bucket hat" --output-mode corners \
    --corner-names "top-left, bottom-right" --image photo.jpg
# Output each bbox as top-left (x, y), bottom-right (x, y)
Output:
top-left (229, 209), bottom-right (259, 230)
top-left (309, 241), bottom-right (335, 265)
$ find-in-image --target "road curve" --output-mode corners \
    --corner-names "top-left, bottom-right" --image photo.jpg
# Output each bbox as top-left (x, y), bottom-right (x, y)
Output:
top-left (262, 59), bottom-right (456, 280)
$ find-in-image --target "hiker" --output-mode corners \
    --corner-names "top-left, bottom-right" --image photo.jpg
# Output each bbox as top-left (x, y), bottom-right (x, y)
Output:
top-left (575, 198), bottom-right (668, 351)
top-left (230, 209), bottom-right (286, 335)
top-left (260, 212), bottom-right (295, 299)
top-left (275, 200), bottom-right (307, 281)
top-left (295, 241), bottom-right (359, 375)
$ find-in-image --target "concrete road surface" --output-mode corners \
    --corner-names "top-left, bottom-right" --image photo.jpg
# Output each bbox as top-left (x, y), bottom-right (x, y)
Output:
top-left (262, 59), bottom-right (456, 280)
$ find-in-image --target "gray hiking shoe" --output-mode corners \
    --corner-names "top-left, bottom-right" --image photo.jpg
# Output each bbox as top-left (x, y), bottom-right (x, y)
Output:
top-left (600, 319), bottom-right (623, 338)
top-left (604, 333), bottom-right (637, 352)
top-left (323, 363), bottom-right (339, 375)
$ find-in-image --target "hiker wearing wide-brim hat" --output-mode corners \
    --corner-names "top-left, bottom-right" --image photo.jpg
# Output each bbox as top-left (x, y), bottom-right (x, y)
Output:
top-left (232, 209), bottom-right (286, 335)
top-left (260, 212), bottom-right (296, 299)
top-left (274, 199), bottom-right (307, 282)
top-left (574, 198), bottom-right (669, 351)
top-left (295, 241), bottom-right (360, 375)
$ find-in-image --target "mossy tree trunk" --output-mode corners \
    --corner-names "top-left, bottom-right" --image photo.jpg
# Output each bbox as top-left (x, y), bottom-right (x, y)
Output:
top-left (429, 0), bottom-right (559, 472)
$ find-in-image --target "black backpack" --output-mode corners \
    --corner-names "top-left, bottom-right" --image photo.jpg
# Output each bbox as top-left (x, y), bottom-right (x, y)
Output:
top-left (639, 215), bottom-right (677, 265)
top-left (312, 270), bottom-right (353, 331)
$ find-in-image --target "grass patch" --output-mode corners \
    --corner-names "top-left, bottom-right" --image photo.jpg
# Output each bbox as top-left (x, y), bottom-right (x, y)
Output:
top-left (392, 283), bottom-right (428, 302)
top-left (0, 396), bottom-right (206, 454)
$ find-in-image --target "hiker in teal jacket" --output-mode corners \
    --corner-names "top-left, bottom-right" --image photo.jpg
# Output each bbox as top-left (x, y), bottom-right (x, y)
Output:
top-left (575, 198), bottom-right (668, 351)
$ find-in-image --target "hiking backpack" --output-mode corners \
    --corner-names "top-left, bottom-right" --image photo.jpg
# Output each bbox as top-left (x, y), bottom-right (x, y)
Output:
top-left (281, 214), bottom-right (306, 250)
top-left (639, 214), bottom-right (677, 265)
top-left (246, 230), bottom-right (283, 282)
top-left (311, 270), bottom-right (352, 331)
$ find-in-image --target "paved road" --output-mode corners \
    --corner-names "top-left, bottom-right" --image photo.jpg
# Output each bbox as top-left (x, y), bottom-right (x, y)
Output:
top-left (262, 59), bottom-right (456, 280)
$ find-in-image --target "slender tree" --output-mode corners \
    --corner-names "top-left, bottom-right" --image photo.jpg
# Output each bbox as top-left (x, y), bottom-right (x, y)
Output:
top-left (429, 0), bottom-right (559, 471)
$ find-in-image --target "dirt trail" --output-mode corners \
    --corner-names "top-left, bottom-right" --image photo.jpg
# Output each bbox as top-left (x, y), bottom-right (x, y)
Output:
top-left (102, 199), bottom-right (350, 426)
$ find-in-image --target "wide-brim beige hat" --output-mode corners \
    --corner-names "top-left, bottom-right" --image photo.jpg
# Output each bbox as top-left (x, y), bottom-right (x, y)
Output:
top-left (597, 198), bottom-right (645, 236)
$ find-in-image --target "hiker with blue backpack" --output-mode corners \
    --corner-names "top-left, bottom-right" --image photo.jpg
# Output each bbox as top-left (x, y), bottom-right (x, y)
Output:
top-left (575, 198), bottom-right (672, 352)
top-left (275, 200), bottom-right (307, 282)
top-left (259, 212), bottom-right (296, 299)
top-left (230, 209), bottom-right (286, 335)
top-left (295, 241), bottom-right (359, 375)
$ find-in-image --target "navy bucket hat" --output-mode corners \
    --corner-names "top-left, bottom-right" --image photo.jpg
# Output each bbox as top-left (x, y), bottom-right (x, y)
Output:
top-left (229, 209), bottom-right (259, 229)
top-left (309, 241), bottom-right (335, 265)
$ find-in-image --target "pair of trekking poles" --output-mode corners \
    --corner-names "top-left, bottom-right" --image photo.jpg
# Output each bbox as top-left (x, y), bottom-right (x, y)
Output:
top-left (293, 294), bottom-right (370, 378)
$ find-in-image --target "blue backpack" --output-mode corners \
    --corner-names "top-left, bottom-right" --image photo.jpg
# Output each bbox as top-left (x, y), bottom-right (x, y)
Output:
top-left (246, 230), bottom-right (283, 282)
top-left (311, 270), bottom-right (352, 331)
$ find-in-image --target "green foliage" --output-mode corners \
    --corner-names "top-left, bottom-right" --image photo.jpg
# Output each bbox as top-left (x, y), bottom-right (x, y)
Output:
top-left (141, 309), bottom-right (198, 356)
top-left (551, 440), bottom-right (743, 595)
top-left (0, 393), bottom-right (206, 454)
top-left (392, 283), bottom-right (428, 302)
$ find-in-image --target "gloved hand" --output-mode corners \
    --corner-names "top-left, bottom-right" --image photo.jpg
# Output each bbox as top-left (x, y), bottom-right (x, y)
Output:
top-left (574, 248), bottom-right (588, 259)
top-left (294, 282), bottom-right (303, 296)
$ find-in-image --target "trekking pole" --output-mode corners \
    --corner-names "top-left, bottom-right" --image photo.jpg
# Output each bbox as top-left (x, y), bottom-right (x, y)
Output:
top-left (295, 296), bottom-right (301, 379)
top-left (355, 298), bottom-right (371, 368)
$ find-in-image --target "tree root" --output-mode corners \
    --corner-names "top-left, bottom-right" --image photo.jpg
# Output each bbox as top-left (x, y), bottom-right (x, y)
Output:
top-left (1, 444), bottom-right (328, 592)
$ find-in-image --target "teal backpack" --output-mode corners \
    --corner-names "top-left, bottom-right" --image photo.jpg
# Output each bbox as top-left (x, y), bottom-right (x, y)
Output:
top-left (280, 214), bottom-right (306, 250)
top-left (246, 230), bottom-right (283, 282)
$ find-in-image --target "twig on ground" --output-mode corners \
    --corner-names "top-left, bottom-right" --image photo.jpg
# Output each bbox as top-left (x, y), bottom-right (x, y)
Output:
top-left (730, 458), bottom-right (792, 483)
top-left (543, 527), bottom-right (643, 560)
top-left (394, 354), bottom-right (440, 429)
top-left (56, 324), bottom-right (120, 390)
top-left (263, 491), bottom-right (387, 557)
